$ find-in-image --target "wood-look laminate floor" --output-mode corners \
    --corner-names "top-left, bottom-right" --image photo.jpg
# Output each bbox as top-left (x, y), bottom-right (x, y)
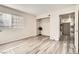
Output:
top-left (0, 36), bottom-right (75, 54)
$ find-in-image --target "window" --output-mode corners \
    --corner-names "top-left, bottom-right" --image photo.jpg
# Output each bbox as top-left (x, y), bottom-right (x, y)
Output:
top-left (0, 12), bottom-right (24, 29)
top-left (12, 15), bottom-right (24, 28)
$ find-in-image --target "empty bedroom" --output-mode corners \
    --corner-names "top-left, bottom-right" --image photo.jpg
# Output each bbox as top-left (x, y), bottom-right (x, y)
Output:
top-left (0, 4), bottom-right (78, 54)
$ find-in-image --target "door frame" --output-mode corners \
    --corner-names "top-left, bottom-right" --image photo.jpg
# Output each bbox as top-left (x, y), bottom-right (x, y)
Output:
top-left (59, 13), bottom-right (75, 41)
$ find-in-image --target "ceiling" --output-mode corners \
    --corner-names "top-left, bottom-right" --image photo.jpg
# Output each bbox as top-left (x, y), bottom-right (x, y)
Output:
top-left (3, 4), bottom-right (75, 16)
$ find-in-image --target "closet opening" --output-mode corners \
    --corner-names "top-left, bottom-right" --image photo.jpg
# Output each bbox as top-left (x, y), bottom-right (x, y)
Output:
top-left (36, 17), bottom-right (50, 37)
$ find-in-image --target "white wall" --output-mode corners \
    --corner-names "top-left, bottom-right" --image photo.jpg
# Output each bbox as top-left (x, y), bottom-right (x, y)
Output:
top-left (40, 17), bottom-right (50, 36)
top-left (0, 5), bottom-right (36, 44)
top-left (50, 11), bottom-right (59, 40)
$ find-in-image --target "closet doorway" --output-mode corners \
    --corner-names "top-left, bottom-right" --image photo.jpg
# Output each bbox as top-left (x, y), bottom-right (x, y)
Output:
top-left (36, 17), bottom-right (50, 37)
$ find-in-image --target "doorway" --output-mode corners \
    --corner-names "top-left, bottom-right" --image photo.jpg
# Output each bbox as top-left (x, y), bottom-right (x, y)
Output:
top-left (60, 13), bottom-right (75, 53)
top-left (60, 13), bottom-right (75, 44)
top-left (36, 17), bottom-right (50, 36)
